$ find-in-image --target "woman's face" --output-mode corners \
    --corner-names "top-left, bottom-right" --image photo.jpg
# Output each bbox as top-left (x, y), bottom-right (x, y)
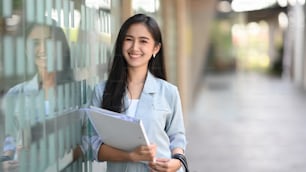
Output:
top-left (28, 25), bottom-right (50, 71)
top-left (122, 23), bottom-right (160, 70)
top-left (27, 25), bottom-right (55, 83)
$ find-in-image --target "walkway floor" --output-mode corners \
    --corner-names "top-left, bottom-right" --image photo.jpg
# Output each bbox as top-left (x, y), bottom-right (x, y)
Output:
top-left (186, 72), bottom-right (306, 172)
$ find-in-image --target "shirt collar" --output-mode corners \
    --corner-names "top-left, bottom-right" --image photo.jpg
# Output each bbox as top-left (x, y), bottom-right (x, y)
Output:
top-left (142, 71), bottom-right (159, 94)
top-left (23, 74), bottom-right (40, 91)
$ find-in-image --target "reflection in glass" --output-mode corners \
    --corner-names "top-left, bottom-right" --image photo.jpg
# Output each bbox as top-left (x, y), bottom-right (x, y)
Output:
top-left (1, 0), bottom-right (112, 171)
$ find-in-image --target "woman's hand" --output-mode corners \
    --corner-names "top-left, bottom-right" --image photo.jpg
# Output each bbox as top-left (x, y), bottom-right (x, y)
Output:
top-left (2, 160), bottom-right (19, 172)
top-left (1, 146), bottom-right (21, 171)
top-left (149, 158), bottom-right (181, 172)
top-left (129, 144), bottom-right (157, 162)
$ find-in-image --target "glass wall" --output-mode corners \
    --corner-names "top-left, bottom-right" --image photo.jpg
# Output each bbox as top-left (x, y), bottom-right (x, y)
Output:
top-left (0, 0), bottom-right (112, 171)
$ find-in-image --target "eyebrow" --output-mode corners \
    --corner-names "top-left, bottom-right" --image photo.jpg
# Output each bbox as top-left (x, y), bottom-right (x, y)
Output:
top-left (125, 35), bottom-right (150, 40)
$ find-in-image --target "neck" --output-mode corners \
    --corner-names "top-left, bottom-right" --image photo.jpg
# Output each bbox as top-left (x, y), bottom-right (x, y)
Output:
top-left (39, 72), bottom-right (55, 97)
top-left (126, 69), bottom-right (147, 99)
top-left (127, 68), bottom-right (147, 85)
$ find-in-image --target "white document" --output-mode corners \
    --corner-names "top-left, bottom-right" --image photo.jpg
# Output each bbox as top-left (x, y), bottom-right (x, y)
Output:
top-left (82, 106), bottom-right (150, 152)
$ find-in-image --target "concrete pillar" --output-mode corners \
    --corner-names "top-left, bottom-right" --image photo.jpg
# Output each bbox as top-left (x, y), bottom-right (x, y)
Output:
top-left (121, 0), bottom-right (133, 23)
top-left (111, 0), bottom-right (123, 43)
top-left (160, 0), bottom-right (191, 115)
top-left (268, 20), bottom-right (277, 66)
top-left (303, 3), bottom-right (306, 90)
top-left (282, 7), bottom-right (294, 79)
top-left (188, 0), bottom-right (217, 100)
top-left (293, 4), bottom-right (304, 86)
top-left (160, 0), bottom-right (177, 84)
top-left (175, 0), bottom-right (190, 115)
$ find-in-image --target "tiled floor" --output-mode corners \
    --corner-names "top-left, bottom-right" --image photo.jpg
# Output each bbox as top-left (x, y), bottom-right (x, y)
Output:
top-left (186, 72), bottom-right (306, 172)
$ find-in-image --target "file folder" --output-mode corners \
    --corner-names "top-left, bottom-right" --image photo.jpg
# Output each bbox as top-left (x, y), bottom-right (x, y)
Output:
top-left (82, 106), bottom-right (150, 152)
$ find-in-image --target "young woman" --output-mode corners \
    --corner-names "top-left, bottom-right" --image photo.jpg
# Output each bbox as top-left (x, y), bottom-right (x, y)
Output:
top-left (1, 22), bottom-right (73, 171)
top-left (85, 13), bottom-right (187, 172)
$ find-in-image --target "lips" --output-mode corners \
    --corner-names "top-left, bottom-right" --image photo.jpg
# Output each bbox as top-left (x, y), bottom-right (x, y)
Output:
top-left (129, 53), bottom-right (142, 58)
top-left (36, 56), bottom-right (47, 60)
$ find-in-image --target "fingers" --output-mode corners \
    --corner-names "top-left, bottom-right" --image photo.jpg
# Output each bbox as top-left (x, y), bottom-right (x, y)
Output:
top-left (149, 158), bottom-right (182, 172)
top-left (140, 144), bottom-right (156, 153)
top-left (139, 144), bottom-right (156, 159)
top-left (131, 144), bottom-right (156, 162)
top-left (2, 160), bottom-right (19, 170)
top-left (150, 164), bottom-right (164, 172)
top-left (149, 158), bottom-right (170, 172)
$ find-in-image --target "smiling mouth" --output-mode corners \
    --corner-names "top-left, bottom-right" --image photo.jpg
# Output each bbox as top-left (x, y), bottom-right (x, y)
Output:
top-left (36, 55), bottom-right (47, 59)
top-left (129, 53), bottom-right (142, 58)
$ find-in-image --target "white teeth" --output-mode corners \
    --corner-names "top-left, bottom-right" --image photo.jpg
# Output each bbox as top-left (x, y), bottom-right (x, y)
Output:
top-left (130, 54), bottom-right (141, 58)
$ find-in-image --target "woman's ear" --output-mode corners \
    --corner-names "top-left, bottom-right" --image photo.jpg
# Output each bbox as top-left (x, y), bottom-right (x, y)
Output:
top-left (153, 43), bottom-right (161, 55)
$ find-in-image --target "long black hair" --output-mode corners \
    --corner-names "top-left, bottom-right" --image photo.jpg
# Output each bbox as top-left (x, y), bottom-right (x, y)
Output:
top-left (102, 13), bottom-right (166, 112)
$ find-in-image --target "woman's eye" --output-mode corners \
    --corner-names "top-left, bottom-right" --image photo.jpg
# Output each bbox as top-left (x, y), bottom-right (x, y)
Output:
top-left (125, 38), bottom-right (132, 41)
top-left (140, 40), bottom-right (148, 43)
top-left (33, 39), bottom-right (41, 46)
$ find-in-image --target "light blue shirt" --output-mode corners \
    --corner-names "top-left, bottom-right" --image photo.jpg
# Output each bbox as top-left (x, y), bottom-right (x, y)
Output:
top-left (81, 72), bottom-right (187, 172)
top-left (2, 75), bottom-right (40, 154)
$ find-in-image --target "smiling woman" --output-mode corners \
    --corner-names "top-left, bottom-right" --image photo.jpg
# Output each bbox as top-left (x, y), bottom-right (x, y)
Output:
top-left (1, 22), bottom-right (73, 171)
top-left (1, 0), bottom-right (113, 171)
top-left (27, 25), bottom-right (55, 90)
top-left (81, 13), bottom-right (188, 172)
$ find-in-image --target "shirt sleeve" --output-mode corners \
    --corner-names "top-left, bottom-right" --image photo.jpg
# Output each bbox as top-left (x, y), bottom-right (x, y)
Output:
top-left (165, 87), bottom-right (187, 151)
top-left (79, 112), bottom-right (103, 161)
top-left (79, 83), bottom-right (105, 161)
top-left (3, 136), bottom-right (16, 152)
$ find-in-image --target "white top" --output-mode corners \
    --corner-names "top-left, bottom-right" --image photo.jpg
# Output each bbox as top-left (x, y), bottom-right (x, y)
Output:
top-left (126, 99), bottom-right (139, 118)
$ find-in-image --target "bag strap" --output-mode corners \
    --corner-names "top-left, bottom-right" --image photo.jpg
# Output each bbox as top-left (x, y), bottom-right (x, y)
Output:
top-left (172, 153), bottom-right (189, 172)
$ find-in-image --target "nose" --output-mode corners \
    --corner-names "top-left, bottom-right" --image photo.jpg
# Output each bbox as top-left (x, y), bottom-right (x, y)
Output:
top-left (131, 40), bottom-right (139, 50)
top-left (36, 39), bottom-right (46, 58)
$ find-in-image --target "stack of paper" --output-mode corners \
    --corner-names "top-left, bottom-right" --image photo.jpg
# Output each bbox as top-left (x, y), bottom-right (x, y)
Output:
top-left (81, 106), bottom-right (150, 152)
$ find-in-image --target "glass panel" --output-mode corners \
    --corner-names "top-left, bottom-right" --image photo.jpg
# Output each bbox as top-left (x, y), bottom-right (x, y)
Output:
top-left (1, 0), bottom-right (113, 171)
top-left (2, 0), bottom-right (12, 17)
top-left (56, 40), bottom-right (63, 71)
top-left (45, 0), bottom-right (53, 25)
top-left (81, 5), bottom-right (86, 30)
top-left (26, 39), bottom-right (36, 75)
top-left (26, 0), bottom-right (35, 22)
top-left (59, 128), bottom-right (65, 157)
top-left (16, 37), bottom-right (25, 76)
top-left (64, 83), bottom-right (70, 109)
top-left (55, 0), bottom-right (62, 27)
top-left (57, 84), bottom-right (64, 112)
top-left (70, 1), bottom-right (75, 28)
top-left (3, 36), bottom-right (14, 77)
top-left (48, 133), bottom-right (56, 165)
top-left (36, 0), bottom-right (44, 23)
top-left (63, 0), bottom-right (69, 28)
top-left (47, 39), bottom-right (55, 72)
top-left (30, 142), bottom-right (38, 172)
top-left (39, 138), bottom-right (47, 171)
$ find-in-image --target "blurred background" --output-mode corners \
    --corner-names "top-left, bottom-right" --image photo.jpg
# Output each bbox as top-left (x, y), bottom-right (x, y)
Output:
top-left (1, 0), bottom-right (306, 171)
